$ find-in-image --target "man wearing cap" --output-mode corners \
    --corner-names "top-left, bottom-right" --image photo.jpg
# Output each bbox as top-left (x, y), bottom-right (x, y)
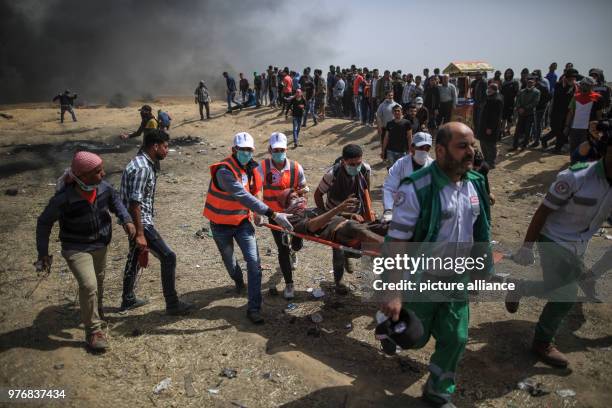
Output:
top-left (204, 132), bottom-right (294, 324)
top-left (258, 132), bottom-right (308, 299)
top-left (120, 105), bottom-right (158, 140)
top-left (381, 132), bottom-right (434, 223)
top-left (194, 80), bottom-right (211, 120)
top-left (52, 89), bottom-right (78, 123)
top-left (120, 130), bottom-right (194, 315)
top-left (510, 76), bottom-right (540, 151)
top-left (37, 151), bottom-right (135, 351)
top-left (382, 123), bottom-right (493, 408)
top-left (542, 68), bottom-right (578, 152)
top-left (415, 97), bottom-right (429, 132)
top-left (507, 140), bottom-right (612, 368)
top-left (565, 77), bottom-right (603, 161)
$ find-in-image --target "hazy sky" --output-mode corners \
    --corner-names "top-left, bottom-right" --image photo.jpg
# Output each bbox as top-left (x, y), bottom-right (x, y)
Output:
top-left (2, 0), bottom-right (611, 103)
top-left (327, 0), bottom-right (612, 78)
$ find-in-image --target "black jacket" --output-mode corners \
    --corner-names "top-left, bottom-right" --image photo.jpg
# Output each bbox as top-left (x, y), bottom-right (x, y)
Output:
top-left (479, 94), bottom-right (504, 136)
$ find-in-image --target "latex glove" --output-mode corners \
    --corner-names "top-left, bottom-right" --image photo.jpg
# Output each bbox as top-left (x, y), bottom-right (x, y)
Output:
top-left (513, 245), bottom-right (535, 266)
top-left (382, 209), bottom-right (393, 223)
top-left (272, 212), bottom-right (294, 231)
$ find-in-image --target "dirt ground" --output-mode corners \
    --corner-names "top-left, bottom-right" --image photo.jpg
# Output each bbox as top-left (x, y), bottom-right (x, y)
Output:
top-left (0, 98), bottom-right (610, 408)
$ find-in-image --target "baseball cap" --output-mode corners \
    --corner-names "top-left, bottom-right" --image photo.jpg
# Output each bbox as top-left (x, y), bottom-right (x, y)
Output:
top-left (233, 132), bottom-right (255, 149)
top-left (269, 132), bottom-right (288, 149)
top-left (415, 97), bottom-right (424, 104)
top-left (413, 132), bottom-right (432, 147)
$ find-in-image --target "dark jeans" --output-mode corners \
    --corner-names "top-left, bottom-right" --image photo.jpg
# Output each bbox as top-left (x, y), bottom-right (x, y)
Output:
top-left (361, 97), bottom-right (371, 124)
top-left (480, 137), bottom-right (497, 168)
top-left (198, 102), bottom-right (210, 119)
top-left (369, 98), bottom-right (379, 124)
top-left (438, 101), bottom-right (453, 125)
top-left (270, 222), bottom-right (303, 284)
top-left (531, 109), bottom-right (546, 144)
top-left (61, 105), bottom-right (77, 122)
top-left (210, 220), bottom-right (262, 313)
top-left (568, 128), bottom-right (588, 162)
top-left (292, 115), bottom-right (302, 145)
top-left (122, 224), bottom-right (178, 306)
top-left (513, 114), bottom-right (534, 148)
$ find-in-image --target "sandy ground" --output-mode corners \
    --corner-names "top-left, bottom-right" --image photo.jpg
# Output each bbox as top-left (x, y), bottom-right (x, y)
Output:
top-left (0, 98), bottom-right (610, 408)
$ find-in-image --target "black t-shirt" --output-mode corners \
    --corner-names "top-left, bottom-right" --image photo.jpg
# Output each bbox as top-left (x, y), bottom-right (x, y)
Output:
top-left (290, 97), bottom-right (306, 116)
top-left (404, 116), bottom-right (420, 134)
top-left (302, 80), bottom-right (315, 100)
top-left (385, 119), bottom-right (411, 152)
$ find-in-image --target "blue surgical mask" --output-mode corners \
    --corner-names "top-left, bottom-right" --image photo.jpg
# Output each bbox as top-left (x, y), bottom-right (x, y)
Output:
top-left (344, 163), bottom-right (362, 177)
top-left (271, 152), bottom-right (286, 164)
top-left (236, 150), bottom-right (253, 166)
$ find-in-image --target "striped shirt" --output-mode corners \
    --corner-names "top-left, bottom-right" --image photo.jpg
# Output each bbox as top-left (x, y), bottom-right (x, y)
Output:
top-left (120, 151), bottom-right (158, 225)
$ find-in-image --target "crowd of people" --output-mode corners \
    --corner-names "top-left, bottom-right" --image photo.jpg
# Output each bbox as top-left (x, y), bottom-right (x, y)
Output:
top-left (39, 61), bottom-right (612, 407)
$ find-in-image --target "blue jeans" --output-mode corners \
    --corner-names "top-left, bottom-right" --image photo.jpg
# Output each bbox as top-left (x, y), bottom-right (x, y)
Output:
top-left (302, 99), bottom-right (318, 126)
top-left (361, 97), bottom-right (370, 124)
top-left (531, 109), bottom-right (546, 144)
top-left (386, 150), bottom-right (407, 165)
top-left (210, 220), bottom-right (262, 313)
top-left (226, 91), bottom-right (242, 111)
top-left (292, 116), bottom-right (302, 145)
top-left (353, 95), bottom-right (362, 120)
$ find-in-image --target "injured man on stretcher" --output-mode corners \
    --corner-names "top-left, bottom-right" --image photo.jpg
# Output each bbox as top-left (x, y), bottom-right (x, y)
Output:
top-left (277, 188), bottom-right (387, 247)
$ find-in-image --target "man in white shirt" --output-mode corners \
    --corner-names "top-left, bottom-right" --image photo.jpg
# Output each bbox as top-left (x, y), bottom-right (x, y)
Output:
top-left (382, 132), bottom-right (434, 222)
top-left (508, 143), bottom-right (612, 368)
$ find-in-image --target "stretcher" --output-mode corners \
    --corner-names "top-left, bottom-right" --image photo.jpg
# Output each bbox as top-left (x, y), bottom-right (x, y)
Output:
top-left (262, 223), bottom-right (507, 264)
top-left (263, 223), bottom-right (381, 257)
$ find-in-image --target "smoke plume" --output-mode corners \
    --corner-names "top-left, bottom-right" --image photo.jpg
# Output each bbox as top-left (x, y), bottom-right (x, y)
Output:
top-left (0, 0), bottom-right (338, 104)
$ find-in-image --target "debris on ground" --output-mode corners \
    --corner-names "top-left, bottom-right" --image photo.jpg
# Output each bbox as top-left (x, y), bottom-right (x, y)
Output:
top-left (184, 373), bottom-right (196, 397)
top-left (310, 313), bottom-right (323, 324)
top-left (153, 377), bottom-right (172, 394)
top-left (556, 389), bottom-right (576, 398)
top-left (221, 368), bottom-right (237, 379)
top-left (517, 378), bottom-right (549, 397)
top-left (53, 363), bottom-right (64, 370)
top-left (0, 113), bottom-right (14, 119)
top-left (5, 189), bottom-right (18, 196)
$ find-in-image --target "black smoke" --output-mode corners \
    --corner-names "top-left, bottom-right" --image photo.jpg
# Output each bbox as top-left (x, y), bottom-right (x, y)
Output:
top-left (0, 0), bottom-right (337, 104)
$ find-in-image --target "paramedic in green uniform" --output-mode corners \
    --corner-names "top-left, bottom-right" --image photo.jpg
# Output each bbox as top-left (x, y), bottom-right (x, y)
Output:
top-left (382, 122), bottom-right (493, 408)
top-left (507, 139), bottom-right (612, 368)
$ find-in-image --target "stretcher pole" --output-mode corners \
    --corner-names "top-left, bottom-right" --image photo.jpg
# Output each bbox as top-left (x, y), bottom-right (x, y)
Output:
top-left (262, 223), bottom-right (381, 257)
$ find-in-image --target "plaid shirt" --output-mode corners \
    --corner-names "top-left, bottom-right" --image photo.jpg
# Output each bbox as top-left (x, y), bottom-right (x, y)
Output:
top-left (120, 151), bottom-right (158, 225)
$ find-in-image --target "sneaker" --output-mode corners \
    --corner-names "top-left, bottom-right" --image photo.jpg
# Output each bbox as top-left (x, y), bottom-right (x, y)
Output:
top-left (247, 310), bottom-right (265, 324)
top-left (120, 297), bottom-right (149, 311)
top-left (334, 283), bottom-right (349, 296)
top-left (86, 330), bottom-right (108, 351)
top-left (504, 291), bottom-right (521, 314)
top-left (283, 283), bottom-right (295, 300)
top-left (532, 340), bottom-right (569, 368)
top-left (529, 141), bottom-right (540, 149)
top-left (290, 251), bottom-right (298, 270)
top-left (166, 300), bottom-right (195, 316)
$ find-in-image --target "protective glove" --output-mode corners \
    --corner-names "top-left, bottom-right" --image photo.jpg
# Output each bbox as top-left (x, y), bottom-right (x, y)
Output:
top-left (382, 209), bottom-right (393, 223)
top-left (254, 213), bottom-right (264, 226)
top-left (512, 245), bottom-right (535, 266)
top-left (272, 212), bottom-right (294, 231)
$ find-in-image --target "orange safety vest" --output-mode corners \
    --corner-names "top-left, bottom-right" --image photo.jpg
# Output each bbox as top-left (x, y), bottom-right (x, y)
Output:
top-left (260, 158), bottom-right (300, 212)
top-left (203, 155), bottom-right (262, 225)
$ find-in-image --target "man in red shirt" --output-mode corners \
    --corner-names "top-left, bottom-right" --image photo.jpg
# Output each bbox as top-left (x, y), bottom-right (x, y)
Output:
top-left (353, 69), bottom-right (364, 123)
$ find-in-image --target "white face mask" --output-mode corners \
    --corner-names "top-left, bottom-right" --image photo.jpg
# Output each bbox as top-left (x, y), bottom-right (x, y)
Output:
top-left (413, 150), bottom-right (430, 165)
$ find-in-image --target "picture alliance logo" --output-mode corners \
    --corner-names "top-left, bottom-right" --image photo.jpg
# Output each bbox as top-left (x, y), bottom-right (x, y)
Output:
top-left (372, 254), bottom-right (488, 275)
